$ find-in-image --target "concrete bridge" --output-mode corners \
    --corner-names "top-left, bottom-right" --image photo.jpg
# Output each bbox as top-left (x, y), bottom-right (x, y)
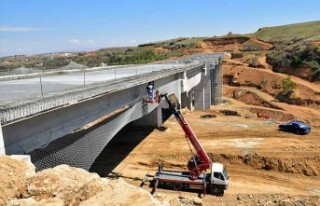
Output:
top-left (0, 53), bottom-right (223, 170)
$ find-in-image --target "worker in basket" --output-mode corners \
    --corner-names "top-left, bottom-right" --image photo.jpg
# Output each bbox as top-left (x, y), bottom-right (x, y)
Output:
top-left (146, 81), bottom-right (155, 103)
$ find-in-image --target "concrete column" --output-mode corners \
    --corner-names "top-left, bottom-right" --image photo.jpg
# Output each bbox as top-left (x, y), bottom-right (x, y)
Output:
top-left (210, 69), bottom-right (215, 105)
top-left (194, 67), bottom-right (211, 110)
top-left (181, 91), bottom-right (194, 111)
top-left (134, 104), bottom-right (162, 128)
top-left (0, 120), bottom-right (5, 155)
top-left (212, 62), bottom-right (223, 105)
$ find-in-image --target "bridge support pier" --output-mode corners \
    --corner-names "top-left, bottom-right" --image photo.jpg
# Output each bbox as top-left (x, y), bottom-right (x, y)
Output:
top-left (134, 104), bottom-right (162, 128)
top-left (211, 59), bottom-right (223, 105)
top-left (0, 120), bottom-right (5, 155)
top-left (181, 91), bottom-right (194, 111)
top-left (194, 67), bottom-right (211, 110)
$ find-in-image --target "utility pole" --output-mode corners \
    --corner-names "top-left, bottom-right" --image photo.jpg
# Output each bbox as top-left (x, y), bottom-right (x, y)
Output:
top-left (83, 67), bottom-right (86, 87)
top-left (39, 63), bottom-right (44, 98)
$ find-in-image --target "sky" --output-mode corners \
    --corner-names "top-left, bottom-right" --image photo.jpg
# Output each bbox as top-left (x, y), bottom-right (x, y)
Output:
top-left (0, 0), bottom-right (319, 57)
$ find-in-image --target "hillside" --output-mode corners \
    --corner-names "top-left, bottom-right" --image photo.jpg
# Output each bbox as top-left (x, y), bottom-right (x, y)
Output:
top-left (254, 21), bottom-right (320, 42)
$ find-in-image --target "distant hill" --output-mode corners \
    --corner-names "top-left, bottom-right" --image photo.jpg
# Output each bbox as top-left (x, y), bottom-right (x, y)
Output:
top-left (1, 21), bottom-right (319, 73)
top-left (253, 21), bottom-right (320, 42)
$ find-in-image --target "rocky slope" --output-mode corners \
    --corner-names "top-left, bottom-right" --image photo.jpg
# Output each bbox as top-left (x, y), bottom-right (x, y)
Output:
top-left (0, 156), bottom-right (161, 206)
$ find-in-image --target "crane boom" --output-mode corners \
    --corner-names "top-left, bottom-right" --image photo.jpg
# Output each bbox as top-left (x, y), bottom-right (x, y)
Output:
top-left (162, 94), bottom-right (212, 179)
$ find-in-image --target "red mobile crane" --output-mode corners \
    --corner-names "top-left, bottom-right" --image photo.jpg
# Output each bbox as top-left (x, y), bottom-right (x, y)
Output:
top-left (141, 94), bottom-right (229, 196)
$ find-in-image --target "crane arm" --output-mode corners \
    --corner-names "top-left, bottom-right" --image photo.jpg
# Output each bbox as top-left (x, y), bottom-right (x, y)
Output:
top-left (161, 94), bottom-right (212, 179)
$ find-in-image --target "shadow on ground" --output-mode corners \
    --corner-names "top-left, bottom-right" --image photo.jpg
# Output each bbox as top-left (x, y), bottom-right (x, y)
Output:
top-left (89, 123), bottom-right (154, 177)
top-left (89, 108), bottom-right (172, 177)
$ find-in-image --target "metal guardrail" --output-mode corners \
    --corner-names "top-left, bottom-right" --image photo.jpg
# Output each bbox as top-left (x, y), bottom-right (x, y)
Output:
top-left (0, 63), bottom-right (203, 124)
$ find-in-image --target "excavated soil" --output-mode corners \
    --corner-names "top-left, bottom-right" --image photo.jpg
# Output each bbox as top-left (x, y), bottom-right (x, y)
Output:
top-left (0, 157), bottom-right (162, 206)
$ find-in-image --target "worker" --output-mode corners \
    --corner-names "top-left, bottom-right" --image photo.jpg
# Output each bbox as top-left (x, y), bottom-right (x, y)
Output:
top-left (146, 81), bottom-right (155, 102)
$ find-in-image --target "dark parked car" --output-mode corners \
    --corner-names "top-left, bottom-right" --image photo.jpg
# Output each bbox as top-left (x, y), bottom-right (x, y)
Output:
top-left (279, 120), bottom-right (311, 134)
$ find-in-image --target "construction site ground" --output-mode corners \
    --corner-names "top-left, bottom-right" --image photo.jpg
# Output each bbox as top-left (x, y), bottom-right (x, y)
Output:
top-left (91, 99), bottom-right (320, 205)
top-left (90, 55), bottom-right (320, 205)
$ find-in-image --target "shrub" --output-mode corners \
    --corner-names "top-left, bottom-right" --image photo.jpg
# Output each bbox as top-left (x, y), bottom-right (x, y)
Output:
top-left (266, 50), bottom-right (291, 67)
top-left (282, 76), bottom-right (296, 93)
top-left (267, 43), bottom-right (320, 72)
top-left (246, 55), bottom-right (262, 68)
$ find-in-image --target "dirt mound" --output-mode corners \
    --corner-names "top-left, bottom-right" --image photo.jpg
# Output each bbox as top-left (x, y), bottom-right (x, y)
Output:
top-left (223, 62), bottom-right (320, 109)
top-left (80, 178), bottom-right (161, 206)
top-left (248, 107), bottom-right (295, 121)
top-left (198, 37), bottom-right (246, 52)
top-left (241, 37), bottom-right (274, 50)
top-left (211, 153), bottom-right (320, 176)
top-left (194, 37), bottom-right (273, 53)
top-left (0, 156), bottom-right (161, 206)
top-left (243, 153), bottom-right (320, 176)
top-left (225, 87), bottom-right (282, 110)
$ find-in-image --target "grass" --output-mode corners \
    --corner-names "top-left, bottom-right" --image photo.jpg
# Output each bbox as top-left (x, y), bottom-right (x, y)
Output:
top-left (253, 21), bottom-right (320, 42)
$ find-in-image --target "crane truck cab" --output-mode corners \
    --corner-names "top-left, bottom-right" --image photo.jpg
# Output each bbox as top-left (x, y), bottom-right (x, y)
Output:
top-left (210, 163), bottom-right (229, 195)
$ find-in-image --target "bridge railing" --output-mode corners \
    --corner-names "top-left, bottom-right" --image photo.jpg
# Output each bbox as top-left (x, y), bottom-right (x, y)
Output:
top-left (0, 63), bottom-right (203, 124)
top-left (0, 79), bottom-right (121, 124)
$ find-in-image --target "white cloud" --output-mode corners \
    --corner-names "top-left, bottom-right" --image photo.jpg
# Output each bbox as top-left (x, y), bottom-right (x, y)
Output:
top-left (68, 39), bottom-right (96, 45)
top-left (69, 39), bottom-right (80, 44)
top-left (86, 39), bottom-right (95, 44)
top-left (0, 26), bottom-right (53, 32)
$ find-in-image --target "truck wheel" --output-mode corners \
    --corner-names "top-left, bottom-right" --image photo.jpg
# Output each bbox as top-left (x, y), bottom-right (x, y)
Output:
top-left (172, 183), bottom-right (183, 191)
top-left (211, 186), bottom-right (220, 195)
top-left (220, 189), bottom-right (224, 196)
top-left (164, 182), bottom-right (171, 189)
